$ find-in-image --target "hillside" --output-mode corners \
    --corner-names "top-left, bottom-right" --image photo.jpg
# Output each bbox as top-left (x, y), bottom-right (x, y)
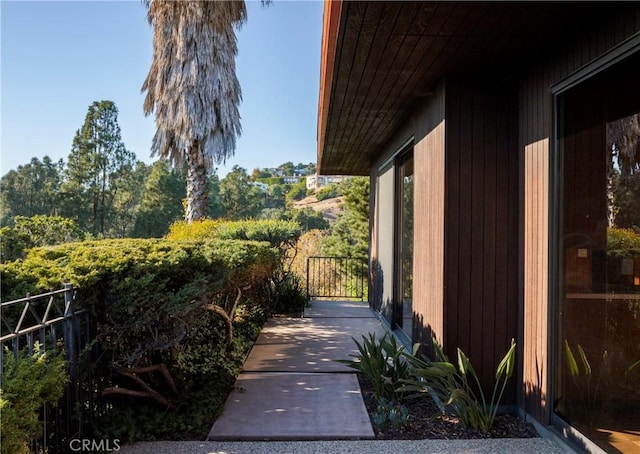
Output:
top-left (293, 195), bottom-right (344, 223)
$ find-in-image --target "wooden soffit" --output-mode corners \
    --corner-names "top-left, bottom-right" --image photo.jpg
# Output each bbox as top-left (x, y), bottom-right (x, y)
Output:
top-left (317, 1), bottom-right (616, 175)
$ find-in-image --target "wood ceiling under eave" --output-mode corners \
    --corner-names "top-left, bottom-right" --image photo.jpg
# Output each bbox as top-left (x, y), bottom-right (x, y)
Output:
top-left (317, 1), bottom-right (608, 176)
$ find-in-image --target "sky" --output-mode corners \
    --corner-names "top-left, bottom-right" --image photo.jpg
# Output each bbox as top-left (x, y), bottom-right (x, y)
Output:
top-left (0, 0), bottom-right (324, 178)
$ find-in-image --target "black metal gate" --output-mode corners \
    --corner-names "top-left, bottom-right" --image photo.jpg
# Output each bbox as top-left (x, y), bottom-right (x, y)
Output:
top-left (306, 256), bottom-right (367, 300)
top-left (1, 284), bottom-right (102, 453)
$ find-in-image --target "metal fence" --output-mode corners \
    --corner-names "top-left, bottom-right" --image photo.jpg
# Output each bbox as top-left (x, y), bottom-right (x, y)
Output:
top-left (1, 284), bottom-right (101, 453)
top-left (306, 256), bottom-right (368, 300)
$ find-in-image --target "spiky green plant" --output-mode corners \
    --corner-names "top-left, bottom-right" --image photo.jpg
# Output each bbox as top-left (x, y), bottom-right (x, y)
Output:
top-left (401, 338), bottom-right (516, 433)
top-left (336, 332), bottom-right (410, 402)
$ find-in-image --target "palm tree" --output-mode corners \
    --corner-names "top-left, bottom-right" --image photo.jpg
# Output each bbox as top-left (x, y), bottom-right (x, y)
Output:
top-left (141, 0), bottom-right (246, 222)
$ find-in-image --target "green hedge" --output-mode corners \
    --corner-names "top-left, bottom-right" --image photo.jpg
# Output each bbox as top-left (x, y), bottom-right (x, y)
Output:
top-left (1, 238), bottom-right (277, 302)
top-left (1, 238), bottom-right (279, 441)
top-left (167, 218), bottom-right (302, 250)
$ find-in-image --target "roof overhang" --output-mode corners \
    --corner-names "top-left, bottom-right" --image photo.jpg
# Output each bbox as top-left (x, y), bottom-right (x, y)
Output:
top-left (317, 1), bottom-right (618, 175)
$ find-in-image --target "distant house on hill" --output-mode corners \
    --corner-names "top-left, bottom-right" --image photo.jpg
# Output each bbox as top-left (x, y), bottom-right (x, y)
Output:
top-left (251, 181), bottom-right (269, 192)
top-left (306, 174), bottom-right (350, 191)
top-left (282, 176), bottom-right (301, 185)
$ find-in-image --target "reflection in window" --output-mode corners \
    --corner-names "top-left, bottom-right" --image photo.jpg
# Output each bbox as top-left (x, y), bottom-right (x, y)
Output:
top-left (557, 55), bottom-right (640, 453)
top-left (397, 154), bottom-right (414, 339)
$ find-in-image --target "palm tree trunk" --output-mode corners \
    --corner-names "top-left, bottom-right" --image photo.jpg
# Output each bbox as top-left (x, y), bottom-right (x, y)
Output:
top-left (185, 144), bottom-right (208, 222)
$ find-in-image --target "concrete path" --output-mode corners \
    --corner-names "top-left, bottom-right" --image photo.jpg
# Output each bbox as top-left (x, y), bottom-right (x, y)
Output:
top-left (207, 300), bottom-right (386, 440)
top-left (122, 300), bottom-right (576, 453)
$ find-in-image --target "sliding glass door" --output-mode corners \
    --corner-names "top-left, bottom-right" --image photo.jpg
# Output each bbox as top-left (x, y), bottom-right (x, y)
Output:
top-left (555, 51), bottom-right (640, 454)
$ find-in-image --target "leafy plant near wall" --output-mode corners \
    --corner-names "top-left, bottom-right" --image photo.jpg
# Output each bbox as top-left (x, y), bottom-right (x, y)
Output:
top-left (0, 343), bottom-right (68, 454)
top-left (337, 332), bottom-right (410, 403)
top-left (401, 338), bottom-right (516, 433)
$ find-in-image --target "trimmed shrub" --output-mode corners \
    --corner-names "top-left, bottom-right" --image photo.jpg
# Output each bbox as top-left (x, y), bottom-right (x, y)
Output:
top-left (165, 218), bottom-right (221, 240)
top-left (167, 219), bottom-right (309, 315)
top-left (0, 238), bottom-right (279, 441)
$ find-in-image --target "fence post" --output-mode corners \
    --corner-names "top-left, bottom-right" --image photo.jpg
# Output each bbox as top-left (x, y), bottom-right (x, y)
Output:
top-left (306, 257), bottom-right (310, 301)
top-left (63, 283), bottom-right (76, 376)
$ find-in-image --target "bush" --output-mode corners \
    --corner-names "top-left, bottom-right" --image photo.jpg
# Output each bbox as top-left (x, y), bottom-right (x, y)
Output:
top-left (168, 219), bottom-right (308, 316)
top-left (165, 218), bottom-right (221, 240)
top-left (266, 271), bottom-right (308, 315)
top-left (167, 219), bottom-right (302, 251)
top-left (0, 344), bottom-right (68, 453)
top-left (316, 183), bottom-right (342, 201)
top-left (286, 181), bottom-right (308, 203)
top-left (0, 238), bottom-right (279, 441)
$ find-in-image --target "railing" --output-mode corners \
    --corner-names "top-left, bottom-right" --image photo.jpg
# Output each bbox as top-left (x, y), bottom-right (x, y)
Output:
top-left (1, 284), bottom-right (101, 453)
top-left (306, 256), bottom-right (368, 300)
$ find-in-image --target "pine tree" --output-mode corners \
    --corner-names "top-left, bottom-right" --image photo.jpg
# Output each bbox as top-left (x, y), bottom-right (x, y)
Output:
top-left (60, 101), bottom-right (136, 236)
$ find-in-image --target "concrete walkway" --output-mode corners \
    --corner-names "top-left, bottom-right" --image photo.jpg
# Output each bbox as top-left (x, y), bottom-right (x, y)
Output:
top-left (122, 300), bottom-right (575, 453)
top-left (208, 300), bottom-right (386, 440)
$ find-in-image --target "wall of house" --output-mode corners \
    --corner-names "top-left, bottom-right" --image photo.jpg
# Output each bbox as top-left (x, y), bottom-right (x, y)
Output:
top-left (369, 82), bottom-right (446, 338)
top-left (519, 5), bottom-right (640, 423)
top-left (368, 3), bottom-right (640, 423)
top-left (369, 76), bottom-right (520, 403)
top-left (443, 77), bottom-right (520, 403)
top-left (412, 81), bottom-right (446, 347)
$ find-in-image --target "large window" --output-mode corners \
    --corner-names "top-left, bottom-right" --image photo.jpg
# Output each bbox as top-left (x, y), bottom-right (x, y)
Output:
top-left (556, 52), bottom-right (640, 453)
top-left (395, 152), bottom-right (414, 339)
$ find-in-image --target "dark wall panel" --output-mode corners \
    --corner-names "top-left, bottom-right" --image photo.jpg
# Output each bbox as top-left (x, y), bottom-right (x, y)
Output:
top-left (444, 77), bottom-right (520, 403)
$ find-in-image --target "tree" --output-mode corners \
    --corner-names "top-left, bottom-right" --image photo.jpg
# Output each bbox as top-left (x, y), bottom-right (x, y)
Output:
top-left (207, 172), bottom-right (225, 219)
top-left (60, 100), bottom-right (136, 236)
top-left (142, 0), bottom-right (246, 222)
top-left (219, 165), bottom-right (264, 219)
top-left (133, 161), bottom-right (186, 238)
top-left (288, 208), bottom-right (329, 232)
top-left (0, 156), bottom-right (63, 225)
top-left (322, 177), bottom-right (370, 261)
top-left (280, 161), bottom-right (295, 176)
top-left (0, 215), bottom-right (83, 263)
top-left (306, 162), bottom-right (317, 176)
top-left (251, 167), bottom-right (272, 180)
top-left (285, 180), bottom-right (308, 204)
top-left (112, 161), bottom-right (149, 238)
top-left (266, 184), bottom-right (285, 209)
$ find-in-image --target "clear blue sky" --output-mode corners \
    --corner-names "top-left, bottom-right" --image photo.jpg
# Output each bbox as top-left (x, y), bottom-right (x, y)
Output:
top-left (1, 0), bottom-right (323, 178)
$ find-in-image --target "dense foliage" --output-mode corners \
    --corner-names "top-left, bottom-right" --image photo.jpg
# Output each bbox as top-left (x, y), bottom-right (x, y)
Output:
top-left (2, 149), bottom-right (321, 239)
top-left (0, 215), bottom-right (84, 263)
top-left (322, 177), bottom-right (369, 261)
top-left (1, 238), bottom-right (279, 441)
top-left (168, 219), bottom-right (309, 315)
top-left (316, 182), bottom-right (342, 201)
top-left (0, 344), bottom-right (68, 454)
top-left (607, 227), bottom-right (640, 257)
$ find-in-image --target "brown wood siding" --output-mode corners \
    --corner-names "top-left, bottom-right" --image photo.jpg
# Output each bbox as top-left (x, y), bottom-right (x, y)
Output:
top-left (444, 77), bottom-right (520, 402)
top-left (519, 6), bottom-right (640, 423)
top-left (412, 81), bottom-right (446, 346)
